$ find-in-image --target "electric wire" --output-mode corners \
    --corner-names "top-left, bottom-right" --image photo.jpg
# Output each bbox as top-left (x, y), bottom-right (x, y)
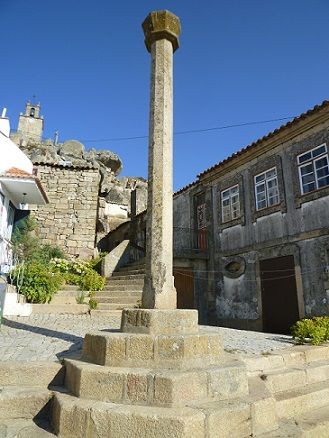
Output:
top-left (10, 115), bottom-right (295, 144)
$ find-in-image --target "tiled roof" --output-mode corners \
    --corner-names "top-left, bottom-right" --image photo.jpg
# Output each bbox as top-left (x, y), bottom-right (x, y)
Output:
top-left (1, 167), bottom-right (33, 178)
top-left (0, 167), bottom-right (49, 203)
top-left (197, 100), bottom-right (329, 180)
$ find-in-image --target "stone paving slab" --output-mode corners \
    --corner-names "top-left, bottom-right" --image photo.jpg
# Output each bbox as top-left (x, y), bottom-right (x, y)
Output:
top-left (0, 314), bottom-right (294, 363)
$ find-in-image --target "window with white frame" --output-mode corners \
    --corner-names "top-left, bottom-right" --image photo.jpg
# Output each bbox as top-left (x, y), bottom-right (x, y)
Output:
top-left (297, 144), bottom-right (329, 194)
top-left (254, 167), bottom-right (279, 210)
top-left (221, 185), bottom-right (240, 222)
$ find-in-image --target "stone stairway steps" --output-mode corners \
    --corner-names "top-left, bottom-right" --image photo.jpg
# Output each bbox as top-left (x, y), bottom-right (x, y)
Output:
top-left (97, 303), bottom-right (138, 311)
top-left (0, 386), bottom-right (52, 420)
top-left (259, 404), bottom-right (329, 437)
top-left (31, 303), bottom-right (89, 315)
top-left (103, 279), bottom-right (144, 290)
top-left (95, 296), bottom-right (141, 304)
top-left (51, 289), bottom-right (88, 305)
top-left (111, 272), bottom-right (145, 279)
top-left (275, 379), bottom-right (329, 419)
top-left (95, 259), bottom-right (145, 310)
top-left (94, 291), bottom-right (142, 299)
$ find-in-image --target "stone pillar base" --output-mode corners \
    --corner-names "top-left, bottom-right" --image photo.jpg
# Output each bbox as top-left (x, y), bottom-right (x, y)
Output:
top-left (50, 308), bottom-right (279, 437)
top-left (121, 308), bottom-right (199, 335)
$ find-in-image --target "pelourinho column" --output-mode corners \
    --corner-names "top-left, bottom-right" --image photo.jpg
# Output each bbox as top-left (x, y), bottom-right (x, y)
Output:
top-left (141, 10), bottom-right (181, 309)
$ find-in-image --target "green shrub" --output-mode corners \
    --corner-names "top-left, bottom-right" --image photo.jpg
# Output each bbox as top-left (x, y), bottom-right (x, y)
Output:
top-left (78, 269), bottom-right (105, 291)
top-left (11, 262), bottom-right (62, 303)
top-left (291, 317), bottom-right (329, 345)
top-left (86, 252), bottom-right (108, 274)
top-left (50, 258), bottom-right (89, 275)
top-left (34, 244), bottom-right (66, 264)
top-left (62, 272), bottom-right (81, 285)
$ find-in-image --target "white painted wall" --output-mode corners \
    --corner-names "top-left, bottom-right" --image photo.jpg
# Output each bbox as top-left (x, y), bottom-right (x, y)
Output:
top-left (0, 113), bottom-right (33, 174)
top-left (105, 202), bottom-right (128, 219)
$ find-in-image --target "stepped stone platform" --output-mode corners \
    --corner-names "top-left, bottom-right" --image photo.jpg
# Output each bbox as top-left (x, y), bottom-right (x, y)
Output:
top-left (50, 309), bottom-right (279, 437)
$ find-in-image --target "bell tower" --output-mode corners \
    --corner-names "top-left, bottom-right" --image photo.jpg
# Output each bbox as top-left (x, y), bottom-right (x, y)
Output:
top-left (16, 101), bottom-right (44, 143)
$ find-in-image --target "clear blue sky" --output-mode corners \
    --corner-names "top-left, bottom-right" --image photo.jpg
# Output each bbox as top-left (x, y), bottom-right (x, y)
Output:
top-left (1, 0), bottom-right (328, 190)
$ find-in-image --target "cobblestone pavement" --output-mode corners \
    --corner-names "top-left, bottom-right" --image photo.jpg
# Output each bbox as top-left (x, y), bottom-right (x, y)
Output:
top-left (0, 314), bottom-right (295, 362)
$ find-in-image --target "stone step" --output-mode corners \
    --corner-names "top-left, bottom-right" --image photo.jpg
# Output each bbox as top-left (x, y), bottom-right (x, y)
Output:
top-left (96, 303), bottom-right (138, 311)
top-left (94, 291), bottom-right (142, 299)
top-left (51, 289), bottom-right (89, 305)
top-left (0, 362), bottom-right (64, 388)
top-left (244, 345), bottom-right (329, 376)
top-left (31, 304), bottom-right (89, 315)
top-left (260, 368), bottom-right (307, 394)
top-left (112, 266), bottom-right (145, 275)
top-left (52, 391), bottom-right (206, 438)
top-left (103, 285), bottom-right (144, 292)
top-left (61, 285), bottom-right (80, 291)
top-left (64, 358), bottom-right (248, 407)
top-left (0, 386), bottom-right (52, 420)
top-left (96, 296), bottom-right (141, 304)
top-left (106, 278), bottom-right (144, 285)
top-left (110, 273), bottom-right (145, 280)
top-left (0, 418), bottom-right (56, 437)
top-left (275, 379), bottom-right (329, 419)
top-left (261, 360), bottom-right (329, 394)
top-left (257, 405), bottom-right (329, 437)
top-left (304, 359), bottom-right (329, 385)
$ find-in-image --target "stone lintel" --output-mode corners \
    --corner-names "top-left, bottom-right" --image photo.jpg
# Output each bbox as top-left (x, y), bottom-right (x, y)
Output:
top-left (120, 309), bottom-right (198, 335)
top-left (142, 10), bottom-right (181, 53)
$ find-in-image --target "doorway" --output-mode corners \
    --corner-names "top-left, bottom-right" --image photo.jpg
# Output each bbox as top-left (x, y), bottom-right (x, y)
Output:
top-left (174, 268), bottom-right (194, 309)
top-left (260, 255), bottom-right (300, 334)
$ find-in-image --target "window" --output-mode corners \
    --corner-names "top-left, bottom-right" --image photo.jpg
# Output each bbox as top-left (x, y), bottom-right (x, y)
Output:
top-left (4, 204), bottom-right (15, 240)
top-left (29, 107), bottom-right (35, 117)
top-left (298, 144), bottom-right (329, 194)
top-left (254, 167), bottom-right (279, 210)
top-left (221, 185), bottom-right (240, 222)
top-left (0, 193), bottom-right (4, 236)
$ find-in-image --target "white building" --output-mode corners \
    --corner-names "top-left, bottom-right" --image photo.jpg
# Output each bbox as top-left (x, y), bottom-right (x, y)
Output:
top-left (0, 108), bottom-right (48, 316)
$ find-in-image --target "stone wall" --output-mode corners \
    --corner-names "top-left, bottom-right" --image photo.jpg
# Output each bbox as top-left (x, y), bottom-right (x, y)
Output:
top-left (30, 163), bottom-right (100, 259)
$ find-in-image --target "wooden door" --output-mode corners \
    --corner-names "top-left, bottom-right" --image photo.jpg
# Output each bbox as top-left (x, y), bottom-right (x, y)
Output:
top-left (174, 269), bottom-right (194, 309)
top-left (260, 255), bottom-right (300, 334)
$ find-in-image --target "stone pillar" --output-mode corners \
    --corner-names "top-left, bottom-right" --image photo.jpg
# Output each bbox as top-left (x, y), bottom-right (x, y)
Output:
top-left (142, 10), bottom-right (181, 309)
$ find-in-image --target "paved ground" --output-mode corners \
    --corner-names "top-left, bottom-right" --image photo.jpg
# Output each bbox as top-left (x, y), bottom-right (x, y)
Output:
top-left (0, 313), bottom-right (295, 362)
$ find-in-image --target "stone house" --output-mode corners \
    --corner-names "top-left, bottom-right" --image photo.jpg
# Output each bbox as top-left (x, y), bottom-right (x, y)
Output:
top-left (10, 102), bottom-right (148, 259)
top-left (172, 100), bottom-right (329, 333)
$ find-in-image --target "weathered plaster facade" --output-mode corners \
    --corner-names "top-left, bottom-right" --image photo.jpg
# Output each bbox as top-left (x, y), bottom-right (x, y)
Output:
top-left (172, 101), bottom-right (329, 332)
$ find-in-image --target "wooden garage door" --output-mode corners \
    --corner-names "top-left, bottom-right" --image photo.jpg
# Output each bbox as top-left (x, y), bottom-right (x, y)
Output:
top-left (260, 255), bottom-right (299, 334)
top-left (174, 269), bottom-right (194, 309)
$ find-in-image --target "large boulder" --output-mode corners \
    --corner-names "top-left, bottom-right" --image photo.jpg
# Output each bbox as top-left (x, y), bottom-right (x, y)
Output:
top-left (59, 140), bottom-right (85, 158)
top-left (94, 150), bottom-right (122, 175)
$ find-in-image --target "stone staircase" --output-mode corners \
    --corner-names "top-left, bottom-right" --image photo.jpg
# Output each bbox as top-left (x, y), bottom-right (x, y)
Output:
top-left (31, 285), bottom-right (89, 315)
top-left (92, 259), bottom-right (145, 314)
top-left (241, 344), bottom-right (329, 436)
